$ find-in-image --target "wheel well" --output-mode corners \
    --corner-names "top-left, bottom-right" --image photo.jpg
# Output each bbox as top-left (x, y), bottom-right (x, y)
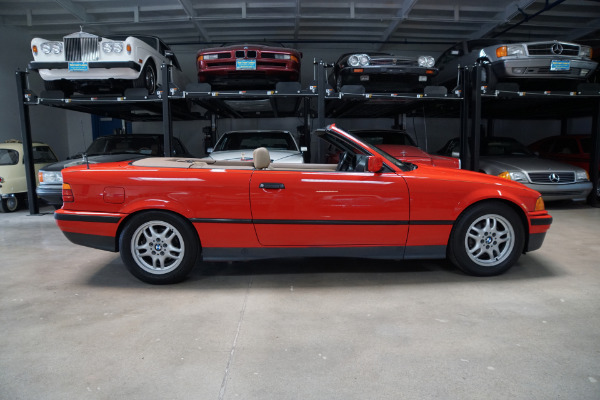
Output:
top-left (451, 198), bottom-right (530, 251)
top-left (115, 209), bottom-right (201, 252)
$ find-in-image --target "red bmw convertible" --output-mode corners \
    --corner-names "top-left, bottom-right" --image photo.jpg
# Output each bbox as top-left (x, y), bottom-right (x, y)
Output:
top-left (55, 125), bottom-right (552, 284)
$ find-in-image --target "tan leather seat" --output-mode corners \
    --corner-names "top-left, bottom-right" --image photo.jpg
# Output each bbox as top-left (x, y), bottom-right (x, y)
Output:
top-left (253, 147), bottom-right (271, 169)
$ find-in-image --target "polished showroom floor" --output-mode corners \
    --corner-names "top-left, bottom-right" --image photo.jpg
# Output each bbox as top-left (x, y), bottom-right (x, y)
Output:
top-left (1, 202), bottom-right (599, 400)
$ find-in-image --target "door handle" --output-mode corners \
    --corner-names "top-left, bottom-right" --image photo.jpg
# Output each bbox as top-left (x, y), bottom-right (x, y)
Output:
top-left (259, 182), bottom-right (285, 189)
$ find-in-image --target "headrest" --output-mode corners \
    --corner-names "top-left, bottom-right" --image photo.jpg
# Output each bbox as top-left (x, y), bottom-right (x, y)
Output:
top-left (253, 147), bottom-right (271, 169)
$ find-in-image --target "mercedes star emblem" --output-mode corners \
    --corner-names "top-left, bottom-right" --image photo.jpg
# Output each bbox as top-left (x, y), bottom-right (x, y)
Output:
top-left (549, 173), bottom-right (560, 183)
top-left (551, 43), bottom-right (564, 55)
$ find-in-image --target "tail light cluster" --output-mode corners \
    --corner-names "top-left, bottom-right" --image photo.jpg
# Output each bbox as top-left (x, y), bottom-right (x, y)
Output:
top-left (62, 183), bottom-right (74, 202)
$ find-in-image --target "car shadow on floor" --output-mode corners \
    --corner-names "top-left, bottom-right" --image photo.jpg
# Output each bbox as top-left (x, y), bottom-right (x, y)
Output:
top-left (86, 253), bottom-right (560, 289)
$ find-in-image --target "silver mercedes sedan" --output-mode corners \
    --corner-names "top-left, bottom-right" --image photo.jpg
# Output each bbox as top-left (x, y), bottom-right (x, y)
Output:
top-left (438, 136), bottom-right (593, 202)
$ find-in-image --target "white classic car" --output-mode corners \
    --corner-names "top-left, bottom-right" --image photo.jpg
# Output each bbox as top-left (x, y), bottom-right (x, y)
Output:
top-left (208, 130), bottom-right (306, 163)
top-left (0, 140), bottom-right (58, 212)
top-left (29, 30), bottom-right (188, 96)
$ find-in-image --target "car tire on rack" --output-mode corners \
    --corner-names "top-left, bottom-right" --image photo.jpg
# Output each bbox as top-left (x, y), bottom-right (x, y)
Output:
top-left (119, 211), bottom-right (199, 284)
top-left (133, 62), bottom-right (157, 95)
top-left (448, 201), bottom-right (524, 276)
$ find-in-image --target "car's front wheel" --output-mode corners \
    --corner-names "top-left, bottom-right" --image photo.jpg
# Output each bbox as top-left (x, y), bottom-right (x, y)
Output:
top-left (133, 62), bottom-right (157, 94)
top-left (0, 196), bottom-right (19, 213)
top-left (119, 211), bottom-right (199, 284)
top-left (448, 202), bottom-right (524, 276)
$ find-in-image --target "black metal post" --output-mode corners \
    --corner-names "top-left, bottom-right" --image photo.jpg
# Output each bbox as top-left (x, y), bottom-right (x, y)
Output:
top-left (589, 99), bottom-right (600, 207)
top-left (161, 63), bottom-right (173, 157)
top-left (302, 96), bottom-right (311, 162)
top-left (15, 70), bottom-right (39, 215)
top-left (470, 63), bottom-right (483, 172)
top-left (317, 60), bottom-right (326, 130)
top-left (459, 66), bottom-right (470, 170)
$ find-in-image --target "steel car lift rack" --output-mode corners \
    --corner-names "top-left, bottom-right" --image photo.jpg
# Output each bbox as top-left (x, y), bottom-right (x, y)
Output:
top-left (16, 62), bottom-right (600, 216)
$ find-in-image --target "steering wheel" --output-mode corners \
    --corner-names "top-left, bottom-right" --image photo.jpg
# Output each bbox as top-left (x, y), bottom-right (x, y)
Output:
top-left (337, 151), bottom-right (353, 171)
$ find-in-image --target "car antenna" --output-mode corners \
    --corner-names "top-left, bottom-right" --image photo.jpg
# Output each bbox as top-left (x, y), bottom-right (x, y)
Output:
top-left (80, 119), bottom-right (89, 169)
top-left (82, 152), bottom-right (90, 169)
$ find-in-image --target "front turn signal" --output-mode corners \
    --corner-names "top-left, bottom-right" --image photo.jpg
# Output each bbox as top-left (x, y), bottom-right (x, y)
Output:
top-left (498, 171), bottom-right (511, 180)
top-left (535, 196), bottom-right (545, 211)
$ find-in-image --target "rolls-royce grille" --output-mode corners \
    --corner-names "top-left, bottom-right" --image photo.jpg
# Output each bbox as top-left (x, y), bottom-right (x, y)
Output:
top-left (528, 172), bottom-right (575, 184)
top-left (527, 43), bottom-right (579, 57)
top-left (64, 36), bottom-right (99, 61)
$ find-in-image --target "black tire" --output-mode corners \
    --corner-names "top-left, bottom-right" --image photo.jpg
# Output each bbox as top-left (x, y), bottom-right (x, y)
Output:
top-left (133, 62), bottom-right (157, 95)
top-left (119, 211), bottom-right (199, 284)
top-left (0, 196), bottom-right (19, 213)
top-left (448, 202), bottom-right (524, 276)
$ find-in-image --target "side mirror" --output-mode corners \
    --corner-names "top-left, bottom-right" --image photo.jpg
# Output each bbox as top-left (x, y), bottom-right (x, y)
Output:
top-left (165, 50), bottom-right (174, 59)
top-left (300, 146), bottom-right (308, 152)
top-left (206, 147), bottom-right (214, 154)
top-left (367, 156), bottom-right (383, 173)
top-left (451, 151), bottom-right (460, 158)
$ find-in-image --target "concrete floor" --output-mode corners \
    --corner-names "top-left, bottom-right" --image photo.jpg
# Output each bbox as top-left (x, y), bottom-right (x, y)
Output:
top-left (0, 203), bottom-right (599, 400)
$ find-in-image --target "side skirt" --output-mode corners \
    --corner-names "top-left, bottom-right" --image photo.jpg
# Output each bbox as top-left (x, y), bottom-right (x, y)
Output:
top-left (202, 245), bottom-right (447, 262)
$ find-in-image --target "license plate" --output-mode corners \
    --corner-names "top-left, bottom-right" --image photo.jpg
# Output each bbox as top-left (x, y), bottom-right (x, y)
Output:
top-left (236, 59), bottom-right (256, 70)
top-left (68, 62), bottom-right (89, 72)
top-left (550, 60), bottom-right (570, 71)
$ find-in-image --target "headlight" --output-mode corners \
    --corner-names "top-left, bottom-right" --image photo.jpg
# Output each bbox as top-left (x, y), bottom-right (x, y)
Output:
top-left (41, 41), bottom-right (63, 55)
top-left (580, 46), bottom-right (592, 58)
top-left (102, 41), bottom-right (124, 53)
top-left (417, 55), bottom-right (435, 68)
top-left (498, 171), bottom-right (527, 182)
top-left (40, 171), bottom-right (63, 184)
top-left (348, 54), bottom-right (370, 67)
top-left (506, 44), bottom-right (525, 56)
top-left (202, 54), bottom-right (218, 60)
top-left (274, 54), bottom-right (291, 60)
top-left (576, 170), bottom-right (590, 181)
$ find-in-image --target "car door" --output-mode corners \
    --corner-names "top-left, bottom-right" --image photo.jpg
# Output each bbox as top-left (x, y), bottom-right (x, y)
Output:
top-left (249, 168), bottom-right (410, 246)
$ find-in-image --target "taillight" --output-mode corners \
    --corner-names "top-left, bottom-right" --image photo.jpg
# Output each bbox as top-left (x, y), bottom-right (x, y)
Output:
top-left (62, 183), bottom-right (74, 202)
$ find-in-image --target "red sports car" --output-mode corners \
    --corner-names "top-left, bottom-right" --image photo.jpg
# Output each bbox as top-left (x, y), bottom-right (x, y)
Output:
top-left (55, 124), bottom-right (552, 284)
top-left (196, 43), bottom-right (301, 89)
top-left (351, 130), bottom-right (459, 169)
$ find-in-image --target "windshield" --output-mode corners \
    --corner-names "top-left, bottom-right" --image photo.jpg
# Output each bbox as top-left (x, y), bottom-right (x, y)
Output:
top-left (85, 136), bottom-right (163, 156)
top-left (482, 138), bottom-right (533, 156)
top-left (351, 131), bottom-right (416, 146)
top-left (214, 131), bottom-right (299, 152)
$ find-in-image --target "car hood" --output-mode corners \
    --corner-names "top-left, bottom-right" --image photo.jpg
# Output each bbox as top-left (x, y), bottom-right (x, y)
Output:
top-left (481, 155), bottom-right (583, 172)
top-left (209, 150), bottom-right (303, 163)
top-left (41, 154), bottom-right (147, 172)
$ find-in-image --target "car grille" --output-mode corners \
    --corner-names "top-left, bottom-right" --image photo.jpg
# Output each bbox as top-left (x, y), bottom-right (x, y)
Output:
top-left (370, 57), bottom-right (413, 66)
top-left (64, 36), bottom-right (100, 61)
top-left (528, 172), bottom-right (575, 184)
top-left (526, 42), bottom-right (580, 57)
top-left (235, 50), bottom-right (257, 58)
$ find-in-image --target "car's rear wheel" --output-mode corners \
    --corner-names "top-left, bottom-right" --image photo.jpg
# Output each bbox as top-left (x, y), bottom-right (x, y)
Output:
top-left (0, 196), bottom-right (19, 213)
top-left (119, 211), bottom-right (199, 284)
top-left (133, 62), bottom-right (157, 95)
top-left (448, 202), bottom-right (524, 276)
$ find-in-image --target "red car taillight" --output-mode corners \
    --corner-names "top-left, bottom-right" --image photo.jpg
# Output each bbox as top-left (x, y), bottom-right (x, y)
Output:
top-left (62, 183), bottom-right (74, 202)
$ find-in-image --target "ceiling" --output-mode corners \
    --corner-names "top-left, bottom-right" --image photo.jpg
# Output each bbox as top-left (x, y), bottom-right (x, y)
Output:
top-left (1, 0), bottom-right (599, 51)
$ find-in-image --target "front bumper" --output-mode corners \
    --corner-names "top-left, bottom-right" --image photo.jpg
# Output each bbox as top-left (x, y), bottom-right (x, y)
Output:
top-left (491, 59), bottom-right (598, 80)
top-left (28, 61), bottom-right (141, 81)
top-left (36, 184), bottom-right (63, 206)
top-left (339, 66), bottom-right (437, 92)
top-left (526, 181), bottom-right (593, 201)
